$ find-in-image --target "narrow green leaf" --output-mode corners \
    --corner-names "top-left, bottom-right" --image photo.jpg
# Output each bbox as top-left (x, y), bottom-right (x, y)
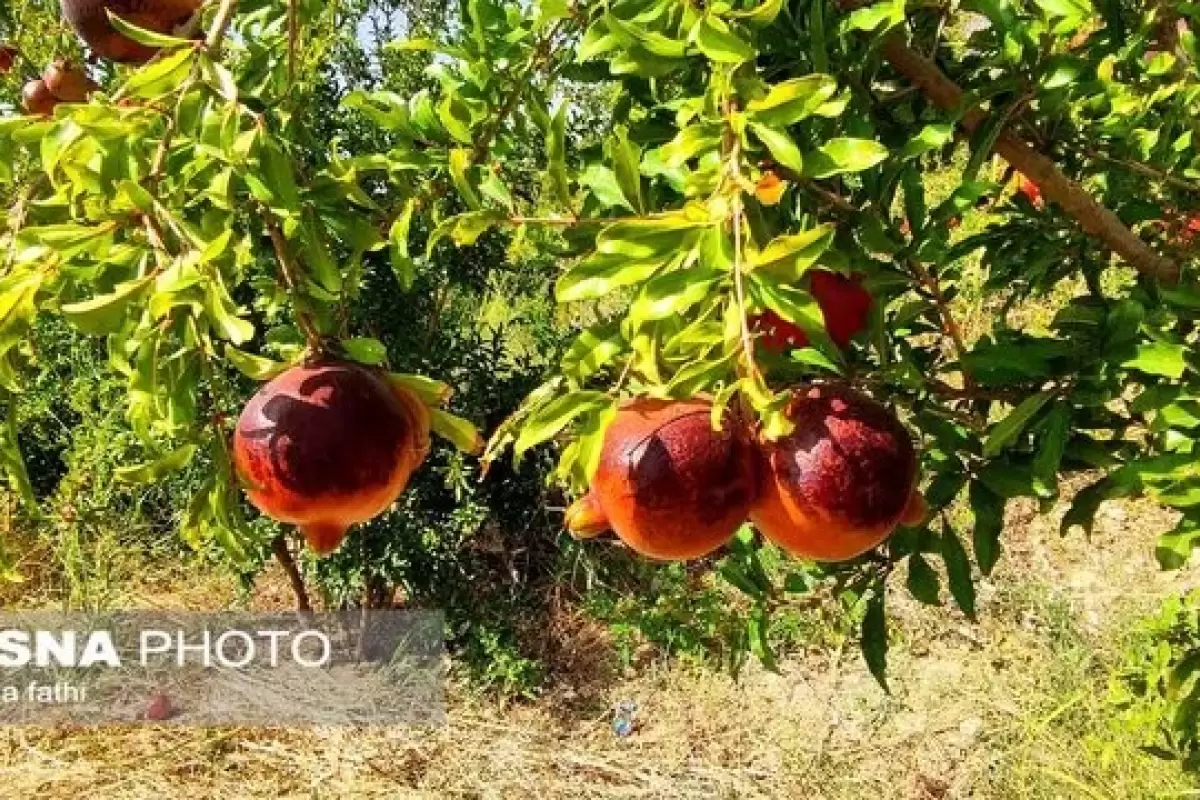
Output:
top-left (115, 444), bottom-right (198, 484)
top-left (430, 409), bottom-right (484, 454)
top-left (514, 391), bottom-right (614, 455)
top-left (861, 590), bottom-right (890, 692)
top-left (983, 390), bottom-right (1053, 458)
top-left (941, 525), bottom-right (977, 620)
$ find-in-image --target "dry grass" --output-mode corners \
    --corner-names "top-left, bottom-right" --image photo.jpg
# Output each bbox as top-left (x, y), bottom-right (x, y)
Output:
top-left (0, 488), bottom-right (1195, 799)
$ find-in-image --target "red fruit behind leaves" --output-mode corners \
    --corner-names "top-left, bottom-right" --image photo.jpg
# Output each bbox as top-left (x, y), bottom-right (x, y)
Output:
top-left (233, 361), bottom-right (431, 555)
top-left (565, 398), bottom-right (757, 561)
top-left (61, 0), bottom-right (202, 64)
top-left (0, 45), bottom-right (17, 74)
top-left (145, 693), bottom-right (174, 721)
top-left (752, 385), bottom-right (919, 561)
top-left (752, 270), bottom-right (872, 353)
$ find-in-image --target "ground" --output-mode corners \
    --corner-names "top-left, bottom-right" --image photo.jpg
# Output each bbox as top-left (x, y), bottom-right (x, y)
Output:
top-left (0, 488), bottom-right (1196, 799)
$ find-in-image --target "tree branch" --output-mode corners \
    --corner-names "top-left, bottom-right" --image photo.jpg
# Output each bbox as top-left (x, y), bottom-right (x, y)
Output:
top-left (859, 18), bottom-right (1181, 284)
top-left (205, 0), bottom-right (240, 53)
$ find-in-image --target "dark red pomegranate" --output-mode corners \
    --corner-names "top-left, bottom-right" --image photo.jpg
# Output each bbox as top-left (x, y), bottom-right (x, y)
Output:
top-left (233, 361), bottom-right (431, 555)
top-left (753, 270), bottom-right (872, 353)
top-left (565, 397), bottom-right (757, 561)
top-left (22, 79), bottom-right (57, 116)
top-left (61, 0), bottom-right (201, 64)
top-left (752, 385), bottom-right (920, 561)
top-left (0, 44), bottom-right (17, 74)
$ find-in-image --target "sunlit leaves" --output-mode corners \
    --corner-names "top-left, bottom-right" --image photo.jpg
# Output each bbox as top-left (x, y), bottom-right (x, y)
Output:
top-left (803, 138), bottom-right (889, 179)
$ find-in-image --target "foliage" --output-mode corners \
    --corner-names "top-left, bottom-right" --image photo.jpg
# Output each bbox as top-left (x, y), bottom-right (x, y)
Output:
top-left (1, 0), bottom-right (1199, 686)
top-left (1112, 589), bottom-right (1200, 772)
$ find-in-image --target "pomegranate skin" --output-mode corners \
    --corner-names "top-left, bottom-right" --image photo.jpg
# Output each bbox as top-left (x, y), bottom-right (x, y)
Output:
top-left (569, 398), bottom-right (757, 561)
top-left (233, 361), bottom-right (430, 555)
top-left (752, 385), bottom-right (917, 562)
top-left (22, 79), bottom-right (58, 116)
top-left (43, 60), bottom-right (94, 102)
top-left (61, 0), bottom-right (201, 64)
top-left (753, 271), bottom-right (872, 353)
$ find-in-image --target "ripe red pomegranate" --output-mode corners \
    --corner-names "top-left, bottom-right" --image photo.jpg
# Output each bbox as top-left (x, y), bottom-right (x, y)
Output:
top-left (565, 397), bottom-right (757, 561)
top-left (233, 361), bottom-right (431, 555)
top-left (43, 60), bottom-right (95, 102)
top-left (0, 44), bottom-right (17, 74)
top-left (61, 0), bottom-right (201, 64)
top-left (751, 385), bottom-right (920, 561)
top-left (22, 79), bottom-right (58, 116)
top-left (753, 270), bottom-right (872, 353)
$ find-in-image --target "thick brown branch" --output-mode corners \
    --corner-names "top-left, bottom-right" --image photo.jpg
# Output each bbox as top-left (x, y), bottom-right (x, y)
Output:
top-left (874, 31), bottom-right (1181, 283)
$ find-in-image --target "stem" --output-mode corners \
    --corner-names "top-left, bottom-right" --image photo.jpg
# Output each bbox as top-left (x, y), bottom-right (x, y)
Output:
top-left (263, 213), bottom-right (324, 352)
top-left (723, 97), bottom-right (761, 381)
top-left (271, 534), bottom-right (314, 615)
top-left (287, 0), bottom-right (298, 85)
top-left (844, 2), bottom-right (1181, 284)
top-left (1089, 150), bottom-right (1200, 197)
top-left (205, 0), bottom-right (240, 53)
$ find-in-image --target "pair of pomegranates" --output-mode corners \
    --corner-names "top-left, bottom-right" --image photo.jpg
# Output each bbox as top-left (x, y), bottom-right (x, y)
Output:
top-left (566, 387), bottom-right (925, 563)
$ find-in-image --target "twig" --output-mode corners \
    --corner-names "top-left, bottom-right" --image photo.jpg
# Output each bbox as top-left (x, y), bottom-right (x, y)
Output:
top-left (724, 96), bottom-right (761, 382)
top-left (1089, 150), bottom-right (1200, 196)
top-left (287, 0), bottom-right (298, 85)
top-left (271, 534), bottom-right (313, 615)
top-left (263, 213), bottom-right (324, 351)
top-left (838, 1), bottom-right (1182, 284)
top-left (205, 0), bottom-right (240, 53)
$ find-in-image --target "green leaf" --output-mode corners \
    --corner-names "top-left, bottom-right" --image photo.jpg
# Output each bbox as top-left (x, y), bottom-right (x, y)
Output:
top-left (941, 526), bottom-right (977, 620)
top-left (426, 210), bottom-right (504, 254)
top-left (843, 0), bottom-right (906, 32)
top-left (628, 267), bottom-right (724, 326)
top-left (61, 277), bottom-right (153, 336)
top-left (1123, 342), bottom-right (1188, 379)
top-left (430, 409), bottom-right (484, 454)
top-left (562, 326), bottom-right (626, 380)
top-left (906, 554), bottom-right (942, 606)
top-left (514, 391), bottom-right (614, 455)
top-left (605, 13), bottom-right (687, 58)
top-left (970, 481), bottom-right (1006, 575)
top-left (1032, 403), bottom-right (1071, 497)
top-left (982, 390), bottom-right (1053, 458)
top-left (556, 251), bottom-right (672, 303)
top-left (692, 15), bottom-right (754, 63)
top-left (1157, 519), bottom-right (1200, 570)
top-left (388, 373), bottom-right (452, 406)
top-left (749, 123), bottom-right (805, 175)
top-left (580, 164), bottom-right (634, 212)
top-left (748, 225), bottom-right (834, 280)
top-left (0, 401), bottom-right (35, 510)
top-left (203, 274), bottom-right (254, 345)
top-left (548, 104), bottom-right (572, 210)
top-left (106, 10), bottom-right (192, 48)
top-left (610, 128), bottom-right (645, 213)
top-left (803, 138), bottom-right (889, 179)
top-left (730, 0), bottom-right (784, 25)
top-left (115, 444), bottom-right (198, 485)
top-left (225, 346), bottom-right (287, 381)
top-left (448, 148), bottom-right (483, 210)
top-left (861, 590), bottom-right (890, 692)
top-left (900, 123), bottom-right (955, 159)
top-left (124, 46), bottom-right (195, 99)
top-left (342, 337), bottom-right (388, 366)
top-left (389, 198), bottom-right (417, 290)
top-left (747, 75), bottom-right (839, 127)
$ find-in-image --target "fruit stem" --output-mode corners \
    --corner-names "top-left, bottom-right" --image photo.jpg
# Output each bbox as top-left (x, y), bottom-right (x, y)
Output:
top-left (271, 534), bottom-right (314, 615)
top-left (564, 493), bottom-right (608, 539)
top-left (263, 212), bottom-right (325, 353)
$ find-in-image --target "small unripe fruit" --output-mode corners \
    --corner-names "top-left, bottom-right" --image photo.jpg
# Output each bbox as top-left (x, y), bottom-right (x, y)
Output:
top-left (61, 0), bottom-right (202, 64)
top-left (233, 361), bottom-right (431, 555)
top-left (752, 385), bottom-right (919, 562)
top-left (22, 79), bottom-right (57, 116)
top-left (565, 397), bottom-right (757, 561)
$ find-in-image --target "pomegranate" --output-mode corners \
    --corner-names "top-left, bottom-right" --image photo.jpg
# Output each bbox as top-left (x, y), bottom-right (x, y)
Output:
top-left (60, 0), bottom-right (202, 64)
top-left (752, 385), bottom-right (920, 561)
top-left (43, 60), bottom-right (95, 103)
top-left (22, 79), bottom-right (58, 116)
top-left (565, 397), bottom-right (757, 561)
top-left (0, 44), bottom-right (17, 74)
top-left (753, 270), bottom-right (872, 353)
top-left (1017, 176), bottom-right (1043, 208)
top-left (233, 361), bottom-right (431, 555)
